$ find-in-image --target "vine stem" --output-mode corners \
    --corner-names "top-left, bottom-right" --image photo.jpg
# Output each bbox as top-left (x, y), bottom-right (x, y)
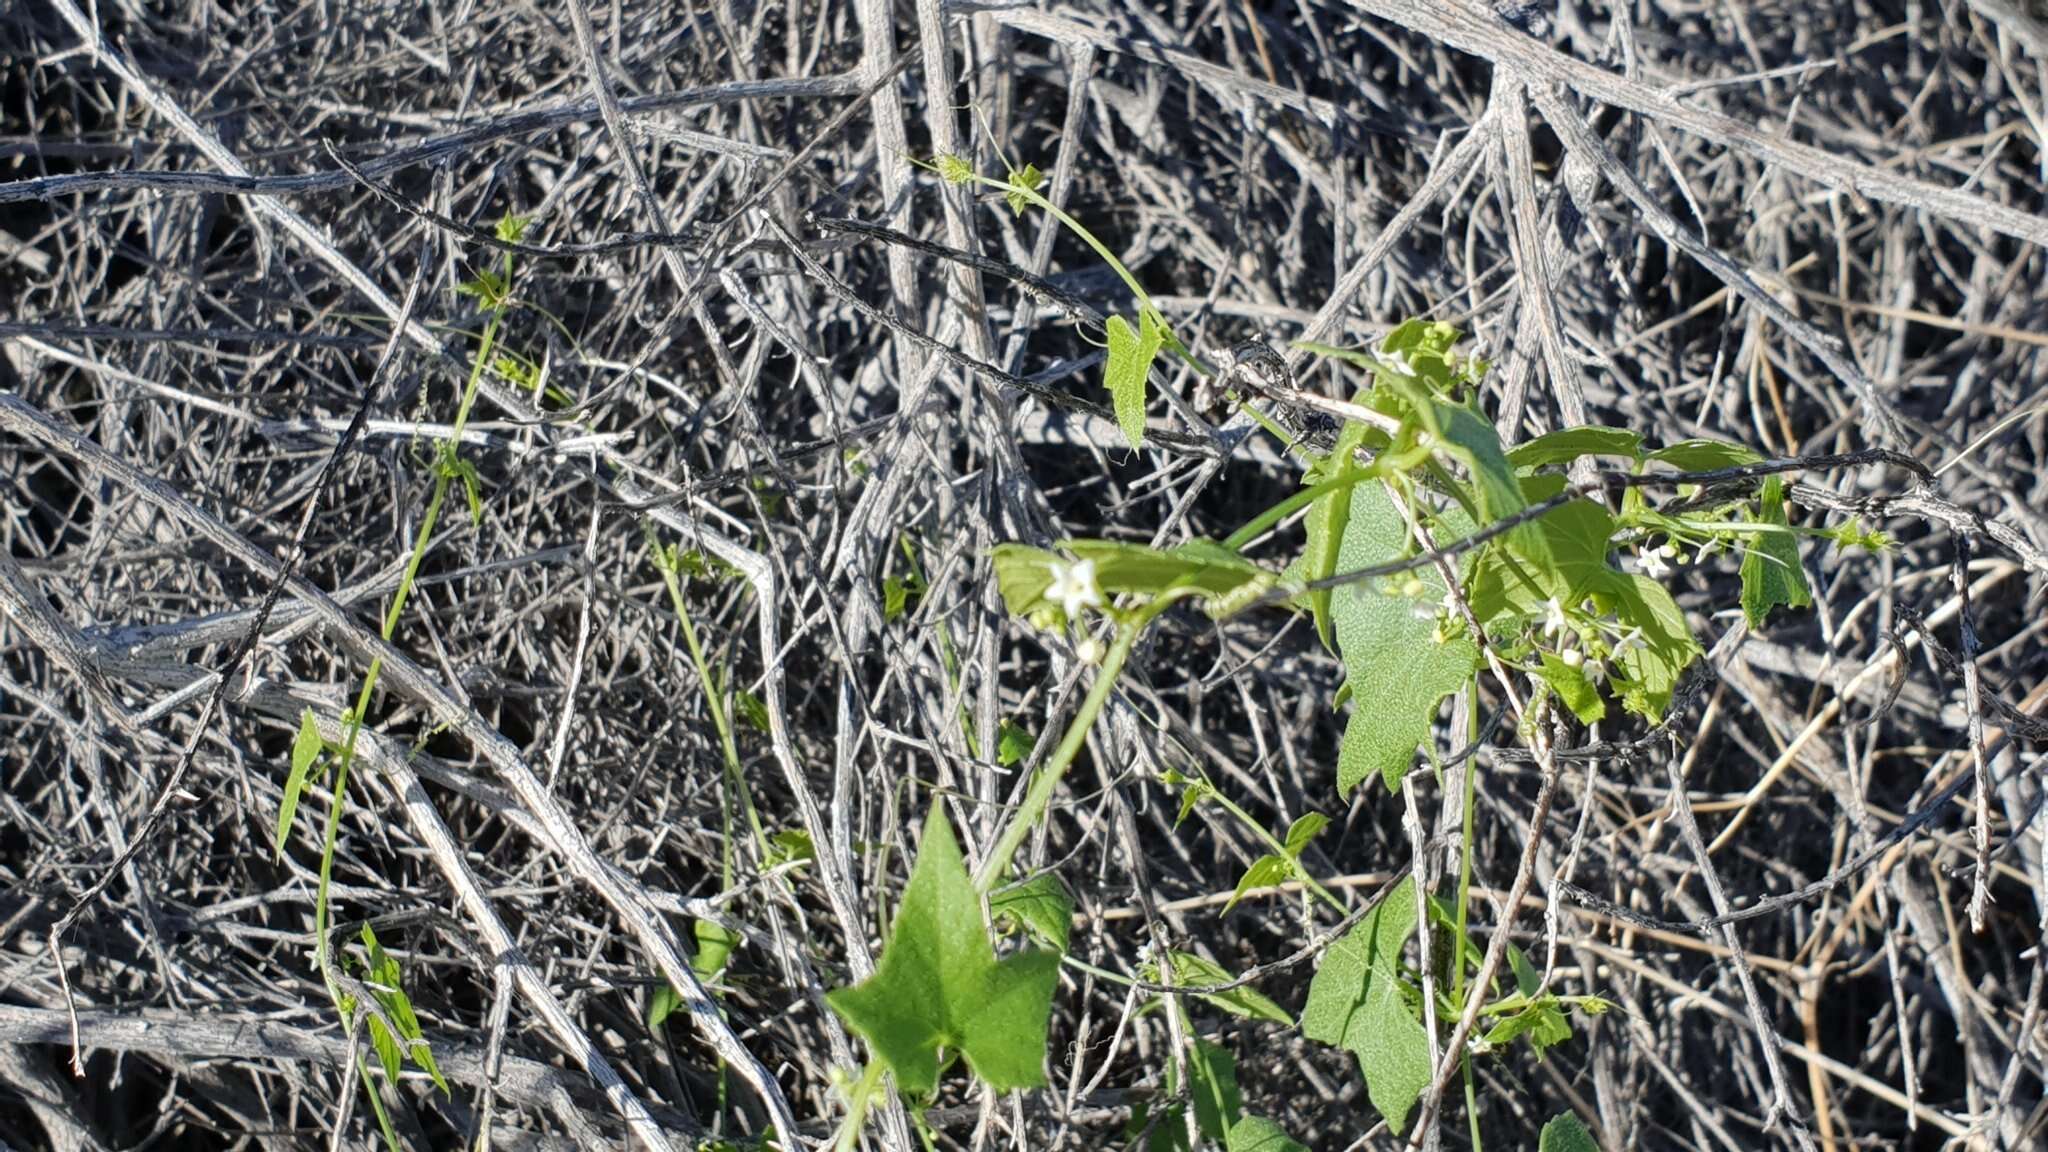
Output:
top-left (973, 591), bottom-right (1196, 893)
top-left (830, 1059), bottom-right (888, 1152)
top-left (314, 295), bottom-right (504, 1008)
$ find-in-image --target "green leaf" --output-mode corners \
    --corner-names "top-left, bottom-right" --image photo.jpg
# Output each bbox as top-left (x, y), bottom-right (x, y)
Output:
top-left (1508, 941), bottom-right (1541, 998)
top-left (1739, 476), bottom-right (1811, 627)
top-left (1607, 574), bottom-right (1701, 719)
top-left (456, 268), bottom-right (506, 305)
top-left (1507, 426), bottom-right (1644, 470)
top-left (357, 925), bottom-right (448, 1095)
top-left (1105, 311), bottom-right (1164, 449)
top-left (1173, 776), bottom-right (1213, 827)
top-left (996, 721), bottom-right (1035, 767)
top-left (1227, 1116), bottom-right (1308, 1152)
top-left (1165, 1038), bottom-right (1241, 1142)
top-left (494, 213), bottom-right (531, 244)
top-left (734, 689), bottom-right (770, 734)
top-left (1225, 854), bottom-right (1293, 913)
top-left (1483, 999), bottom-right (1572, 1054)
top-left (1064, 539), bottom-right (1270, 604)
top-left (766, 827), bottom-right (815, 868)
top-left (694, 917), bottom-right (737, 981)
top-left (1290, 340), bottom-right (1378, 369)
top-left (1151, 951), bottom-right (1293, 1026)
top-left (1537, 653), bottom-right (1606, 725)
top-left (1432, 400), bottom-right (1553, 574)
top-left (1134, 1039), bottom-right (1241, 1152)
top-left (991, 873), bottom-right (1073, 954)
top-left (1301, 876), bottom-right (1431, 1131)
top-left (883, 574), bottom-right (913, 621)
top-left (1540, 1111), bottom-right (1600, 1152)
top-left (991, 544), bottom-right (1061, 617)
top-left (1282, 812), bottom-right (1330, 857)
top-left (1331, 485), bottom-right (1479, 794)
top-left (1300, 422), bottom-right (1373, 651)
top-left (826, 804), bottom-right (1060, 1095)
top-left (1005, 163), bottom-right (1044, 216)
top-left (1645, 437), bottom-right (1762, 472)
top-left (367, 1006), bottom-right (403, 1084)
top-left (647, 982), bottom-right (683, 1034)
top-left (275, 708), bottom-right (325, 858)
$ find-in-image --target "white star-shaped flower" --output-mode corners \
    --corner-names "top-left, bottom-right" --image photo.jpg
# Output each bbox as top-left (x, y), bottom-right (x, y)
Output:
top-left (1540, 597), bottom-right (1569, 639)
top-left (1636, 544), bottom-right (1675, 580)
top-left (1046, 557), bottom-right (1103, 620)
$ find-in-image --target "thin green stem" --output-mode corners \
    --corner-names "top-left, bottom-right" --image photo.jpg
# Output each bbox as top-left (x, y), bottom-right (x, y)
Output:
top-left (973, 591), bottom-right (1198, 893)
top-left (831, 1060), bottom-right (888, 1152)
top-left (1452, 692), bottom-right (1478, 1005)
top-left (1463, 1058), bottom-right (1483, 1152)
top-left (1202, 788), bottom-right (1346, 914)
top-left (1221, 468), bottom-right (1369, 552)
top-left (304, 263), bottom-right (511, 1152)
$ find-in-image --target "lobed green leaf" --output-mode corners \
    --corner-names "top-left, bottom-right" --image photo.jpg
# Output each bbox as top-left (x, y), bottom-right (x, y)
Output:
top-left (1301, 877), bottom-right (1432, 1130)
top-left (826, 804), bottom-right (1059, 1096)
top-left (1540, 1112), bottom-right (1601, 1152)
top-left (991, 873), bottom-right (1073, 954)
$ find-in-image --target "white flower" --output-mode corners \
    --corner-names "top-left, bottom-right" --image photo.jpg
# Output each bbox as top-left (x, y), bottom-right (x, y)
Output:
top-left (1541, 597), bottom-right (1569, 639)
top-left (1372, 347), bottom-right (1415, 375)
top-left (1608, 627), bottom-right (1643, 664)
top-left (1559, 647), bottom-right (1584, 668)
top-left (1636, 544), bottom-right (1676, 580)
top-left (1045, 557), bottom-right (1103, 620)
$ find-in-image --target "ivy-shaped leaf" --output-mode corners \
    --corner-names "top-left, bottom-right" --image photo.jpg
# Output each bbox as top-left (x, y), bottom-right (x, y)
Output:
top-left (1301, 877), bottom-right (1431, 1131)
top-left (991, 873), bottom-right (1073, 954)
top-left (827, 805), bottom-right (1060, 1096)
top-left (1227, 1116), bottom-right (1308, 1152)
top-left (274, 708), bottom-right (326, 858)
top-left (1739, 475), bottom-right (1811, 627)
top-left (996, 720), bottom-right (1035, 767)
top-left (1005, 162), bottom-right (1044, 217)
top-left (1331, 484), bottom-right (1479, 794)
top-left (1540, 1111), bottom-right (1600, 1152)
top-left (1105, 310), bottom-right (1164, 449)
